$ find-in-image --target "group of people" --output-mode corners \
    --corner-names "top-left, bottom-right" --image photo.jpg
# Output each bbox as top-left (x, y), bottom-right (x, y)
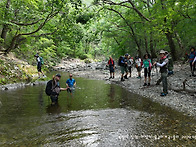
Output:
top-left (39, 46), bottom-right (196, 104)
top-left (45, 73), bottom-right (76, 105)
top-left (107, 47), bottom-right (196, 97)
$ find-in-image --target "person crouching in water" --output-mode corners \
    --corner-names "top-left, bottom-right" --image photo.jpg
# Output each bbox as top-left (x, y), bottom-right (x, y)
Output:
top-left (51, 74), bottom-right (67, 105)
top-left (107, 56), bottom-right (115, 79)
top-left (66, 74), bottom-right (76, 94)
top-left (153, 50), bottom-right (169, 96)
top-left (143, 54), bottom-right (152, 86)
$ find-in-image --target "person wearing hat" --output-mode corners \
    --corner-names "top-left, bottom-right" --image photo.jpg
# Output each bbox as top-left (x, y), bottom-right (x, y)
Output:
top-left (34, 53), bottom-right (45, 78)
top-left (186, 47), bottom-right (196, 76)
top-left (50, 73), bottom-right (67, 105)
top-left (153, 50), bottom-right (169, 96)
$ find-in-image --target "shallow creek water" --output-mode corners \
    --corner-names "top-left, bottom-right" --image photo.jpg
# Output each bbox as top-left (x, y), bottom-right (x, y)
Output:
top-left (0, 72), bottom-right (195, 146)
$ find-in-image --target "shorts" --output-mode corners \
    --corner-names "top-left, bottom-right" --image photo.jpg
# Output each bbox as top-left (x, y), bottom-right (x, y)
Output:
top-left (137, 66), bottom-right (141, 72)
top-left (109, 66), bottom-right (115, 73)
top-left (67, 87), bottom-right (75, 93)
top-left (144, 68), bottom-right (151, 77)
top-left (37, 62), bottom-right (42, 72)
top-left (120, 66), bottom-right (128, 74)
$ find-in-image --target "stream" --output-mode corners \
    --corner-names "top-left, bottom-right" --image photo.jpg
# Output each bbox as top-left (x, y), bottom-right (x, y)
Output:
top-left (0, 71), bottom-right (195, 146)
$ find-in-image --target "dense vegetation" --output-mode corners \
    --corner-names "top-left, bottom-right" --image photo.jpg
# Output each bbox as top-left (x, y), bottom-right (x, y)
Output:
top-left (0, 0), bottom-right (195, 63)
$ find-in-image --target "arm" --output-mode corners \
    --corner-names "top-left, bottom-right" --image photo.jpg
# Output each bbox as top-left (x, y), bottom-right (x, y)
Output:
top-left (66, 83), bottom-right (69, 88)
top-left (156, 62), bottom-right (167, 67)
top-left (66, 80), bottom-right (69, 88)
top-left (60, 87), bottom-right (68, 91)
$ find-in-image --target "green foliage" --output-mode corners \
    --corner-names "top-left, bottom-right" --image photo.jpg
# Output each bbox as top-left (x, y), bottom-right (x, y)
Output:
top-left (0, 0), bottom-right (195, 63)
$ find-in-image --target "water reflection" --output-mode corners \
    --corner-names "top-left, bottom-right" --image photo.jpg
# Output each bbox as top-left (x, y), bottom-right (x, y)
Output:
top-left (46, 103), bottom-right (62, 114)
top-left (0, 72), bottom-right (195, 146)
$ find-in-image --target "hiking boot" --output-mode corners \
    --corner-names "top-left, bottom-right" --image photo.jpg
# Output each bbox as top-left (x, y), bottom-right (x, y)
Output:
top-left (109, 76), bottom-right (112, 79)
top-left (160, 93), bottom-right (167, 96)
top-left (143, 83), bottom-right (147, 86)
top-left (112, 76), bottom-right (115, 79)
top-left (148, 83), bottom-right (150, 86)
top-left (121, 77), bottom-right (125, 81)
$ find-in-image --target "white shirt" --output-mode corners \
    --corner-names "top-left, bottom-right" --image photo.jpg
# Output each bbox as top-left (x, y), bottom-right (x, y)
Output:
top-left (37, 57), bottom-right (41, 62)
top-left (128, 58), bottom-right (134, 67)
top-left (135, 58), bottom-right (141, 67)
top-left (156, 58), bottom-right (168, 67)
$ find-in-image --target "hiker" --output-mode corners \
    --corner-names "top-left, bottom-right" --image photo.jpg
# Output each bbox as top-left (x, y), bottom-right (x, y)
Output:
top-left (127, 55), bottom-right (134, 77)
top-left (66, 74), bottom-right (76, 93)
top-left (124, 53), bottom-right (129, 79)
top-left (135, 56), bottom-right (142, 79)
top-left (34, 53), bottom-right (45, 78)
top-left (118, 54), bottom-right (128, 81)
top-left (107, 56), bottom-right (115, 79)
top-left (47, 74), bottom-right (67, 105)
top-left (142, 54), bottom-right (152, 86)
top-left (186, 47), bottom-right (196, 77)
top-left (165, 51), bottom-right (174, 75)
top-left (153, 50), bottom-right (169, 96)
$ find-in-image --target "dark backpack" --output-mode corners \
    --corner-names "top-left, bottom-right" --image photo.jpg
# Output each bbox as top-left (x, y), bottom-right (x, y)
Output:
top-left (45, 80), bottom-right (52, 96)
top-left (118, 56), bottom-right (125, 66)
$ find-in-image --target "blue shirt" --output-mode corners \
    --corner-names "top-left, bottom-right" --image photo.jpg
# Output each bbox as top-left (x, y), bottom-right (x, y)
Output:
top-left (66, 78), bottom-right (76, 87)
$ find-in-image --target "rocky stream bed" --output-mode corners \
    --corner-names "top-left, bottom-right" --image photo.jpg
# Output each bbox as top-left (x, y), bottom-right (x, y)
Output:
top-left (54, 58), bottom-right (196, 118)
top-left (1, 57), bottom-right (196, 118)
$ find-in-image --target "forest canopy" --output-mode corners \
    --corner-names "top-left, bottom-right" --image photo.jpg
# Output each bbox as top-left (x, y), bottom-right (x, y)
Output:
top-left (0, 0), bottom-right (195, 63)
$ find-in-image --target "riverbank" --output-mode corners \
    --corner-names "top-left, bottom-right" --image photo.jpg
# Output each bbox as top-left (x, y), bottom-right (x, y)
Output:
top-left (1, 56), bottom-right (196, 118)
top-left (54, 58), bottom-right (196, 118)
top-left (0, 53), bottom-right (49, 90)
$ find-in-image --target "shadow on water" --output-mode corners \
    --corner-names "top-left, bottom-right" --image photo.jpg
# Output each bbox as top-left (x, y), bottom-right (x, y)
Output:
top-left (0, 71), bottom-right (195, 146)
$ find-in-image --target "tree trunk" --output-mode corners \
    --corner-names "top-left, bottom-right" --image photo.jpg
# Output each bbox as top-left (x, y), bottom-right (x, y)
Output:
top-left (175, 32), bottom-right (184, 56)
top-left (1, 0), bottom-right (11, 41)
top-left (150, 32), bottom-right (157, 58)
top-left (5, 34), bottom-right (21, 54)
top-left (165, 31), bottom-right (177, 61)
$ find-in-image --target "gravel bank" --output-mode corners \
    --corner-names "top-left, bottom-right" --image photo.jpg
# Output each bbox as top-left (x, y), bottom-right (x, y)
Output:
top-left (55, 58), bottom-right (196, 118)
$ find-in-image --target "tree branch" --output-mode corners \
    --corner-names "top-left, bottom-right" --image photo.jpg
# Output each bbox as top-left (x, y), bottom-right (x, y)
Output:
top-left (31, 29), bottom-right (58, 37)
top-left (103, 0), bottom-right (151, 22)
top-left (11, 19), bottom-right (43, 26)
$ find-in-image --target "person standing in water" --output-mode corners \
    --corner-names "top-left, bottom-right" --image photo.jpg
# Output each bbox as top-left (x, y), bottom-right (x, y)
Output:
top-left (49, 74), bottom-right (67, 105)
top-left (66, 74), bottom-right (76, 94)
